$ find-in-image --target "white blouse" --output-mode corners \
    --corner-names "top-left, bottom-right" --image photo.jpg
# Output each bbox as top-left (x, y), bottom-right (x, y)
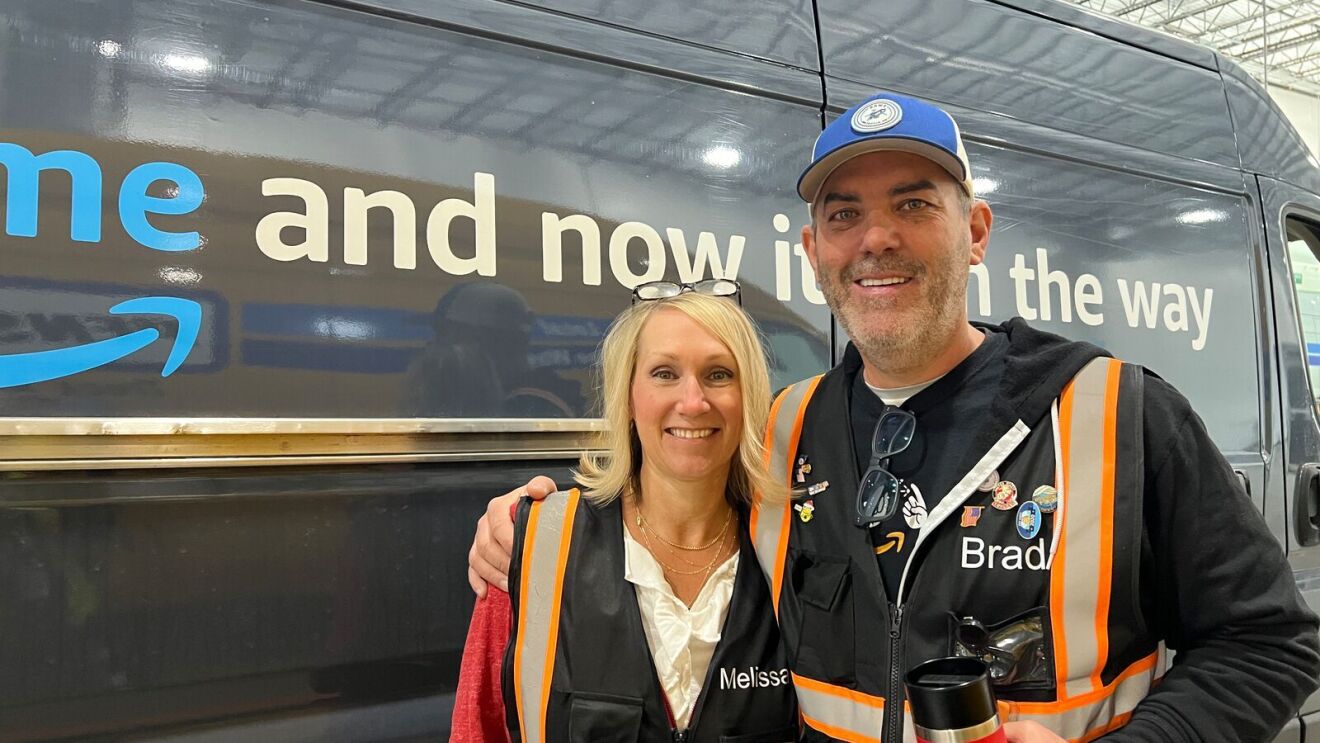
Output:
top-left (622, 526), bottom-right (739, 730)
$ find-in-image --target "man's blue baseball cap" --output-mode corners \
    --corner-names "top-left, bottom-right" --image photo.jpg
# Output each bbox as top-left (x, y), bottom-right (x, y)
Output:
top-left (797, 92), bottom-right (974, 203)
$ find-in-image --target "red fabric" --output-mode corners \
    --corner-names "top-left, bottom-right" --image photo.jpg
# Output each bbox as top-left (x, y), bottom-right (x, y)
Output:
top-left (451, 587), bottom-right (513, 742)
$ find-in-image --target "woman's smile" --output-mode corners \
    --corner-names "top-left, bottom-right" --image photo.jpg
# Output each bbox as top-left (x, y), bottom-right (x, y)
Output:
top-left (666, 426), bottom-right (718, 439)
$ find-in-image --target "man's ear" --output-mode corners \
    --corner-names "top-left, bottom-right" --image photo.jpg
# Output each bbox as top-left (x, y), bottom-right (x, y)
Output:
top-left (801, 223), bottom-right (820, 273)
top-left (968, 200), bottom-right (993, 266)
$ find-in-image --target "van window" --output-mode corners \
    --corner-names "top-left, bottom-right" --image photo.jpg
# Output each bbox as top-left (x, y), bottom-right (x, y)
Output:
top-left (1287, 216), bottom-right (1320, 408)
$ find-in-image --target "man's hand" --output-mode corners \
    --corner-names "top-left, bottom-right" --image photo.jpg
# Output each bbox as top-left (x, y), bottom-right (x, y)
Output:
top-left (1002, 721), bottom-right (1065, 742)
top-left (467, 475), bottom-right (559, 597)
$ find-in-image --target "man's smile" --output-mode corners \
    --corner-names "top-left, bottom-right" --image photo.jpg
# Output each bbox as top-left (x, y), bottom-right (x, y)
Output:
top-left (857, 277), bottom-right (910, 287)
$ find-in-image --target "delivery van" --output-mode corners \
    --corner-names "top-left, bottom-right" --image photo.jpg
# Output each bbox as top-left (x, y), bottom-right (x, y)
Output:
top-left (2, 0), bottom-right (1319, 740)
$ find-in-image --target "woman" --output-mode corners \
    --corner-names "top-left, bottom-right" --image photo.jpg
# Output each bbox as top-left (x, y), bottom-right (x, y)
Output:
top-left (452, 281), bottom-right (798, 742)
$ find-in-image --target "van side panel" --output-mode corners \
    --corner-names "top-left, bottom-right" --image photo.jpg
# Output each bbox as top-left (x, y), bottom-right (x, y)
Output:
top-left (334, 0), bottom-right (821, 101)
top-left (817, 0), bottom-right (1239, 169)
top-left (1222, 61), bottom-right (1320, 196)
top-left (0, 0), bottom-right (829, 419)
top-left (987, 0), bottom-right (1219, 69)
top-left (421, 0), bottom-right (822, 70)
top-left (0, 462), bottom-right (575, 740)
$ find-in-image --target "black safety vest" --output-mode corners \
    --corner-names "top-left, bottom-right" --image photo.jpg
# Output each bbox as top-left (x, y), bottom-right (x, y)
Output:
top-left (751, 357), bottom-right (1165, 742)
top-left (503, 489), bottom-right (799, 743)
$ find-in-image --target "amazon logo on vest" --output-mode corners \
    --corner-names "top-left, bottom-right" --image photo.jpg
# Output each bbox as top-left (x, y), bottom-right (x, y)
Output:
top-left (0, 142), bottom-right (206, 388)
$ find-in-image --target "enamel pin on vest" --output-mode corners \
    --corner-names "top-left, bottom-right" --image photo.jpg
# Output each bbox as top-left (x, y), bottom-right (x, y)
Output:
top-left (990, 480), bottom-right (1018, 510)
top-left (1016, 501), bottom-right (1043, 540)
top-left (1031, 485), bottom-right (1058, 513)
top-left (794, 499), bottom-right (815, 523)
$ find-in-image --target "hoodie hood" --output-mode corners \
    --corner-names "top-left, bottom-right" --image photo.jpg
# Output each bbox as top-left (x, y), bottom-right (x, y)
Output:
top-left (837, 318), bottom-right (1111, 518)
top-left (839, 317), bottom-right (1109, 446)
top-left (986, 317), bottom-right (1111, 425)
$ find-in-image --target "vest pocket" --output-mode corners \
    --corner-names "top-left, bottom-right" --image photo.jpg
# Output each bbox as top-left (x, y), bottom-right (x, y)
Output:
top-left (567, 691), bottom-right (643, 742)
top-left (946, 606), bottom-right (1053, 694)
top-left (718, 723), bottom-right (799, 742)
top-left (789, 551), bottom-right (855, 683)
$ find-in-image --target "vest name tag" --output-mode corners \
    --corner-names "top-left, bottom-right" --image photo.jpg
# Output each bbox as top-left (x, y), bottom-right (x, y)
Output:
top-left (960, 536), bottom-right (1048, 571)
top-left (719, 665), bottom-right (790, 690)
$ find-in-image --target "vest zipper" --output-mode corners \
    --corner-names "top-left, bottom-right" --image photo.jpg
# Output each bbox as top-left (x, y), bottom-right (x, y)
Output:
top-left (880, 424), bottom-right (1030, 740)
top-left (657, 670), bottom-right (687, 742)
top-left (884, 602), bottom-right (904, 742)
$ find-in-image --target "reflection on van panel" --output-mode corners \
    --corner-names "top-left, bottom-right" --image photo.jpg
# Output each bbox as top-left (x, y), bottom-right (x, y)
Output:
top-left (1, 0), bottom-right (1319, 740)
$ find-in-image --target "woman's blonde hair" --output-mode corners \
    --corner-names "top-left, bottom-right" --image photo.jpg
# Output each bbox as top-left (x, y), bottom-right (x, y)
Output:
top-left (574, 292), bottom-right (790, 508)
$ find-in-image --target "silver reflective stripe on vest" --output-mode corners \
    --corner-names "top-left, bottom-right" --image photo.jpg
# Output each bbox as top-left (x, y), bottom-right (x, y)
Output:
top-left (1056, 358), bottom-right (1116, 700)
top-left (513, 489), bottom-right (578, 743)
top-left (1006, 357), bottom-right (1158, 737)
top-left (1013, 653), bottom-right (1157, 739)
top-left (793, 674), bottom-right (886, 743)
top-left (752, 377), bottom-right (820, 600)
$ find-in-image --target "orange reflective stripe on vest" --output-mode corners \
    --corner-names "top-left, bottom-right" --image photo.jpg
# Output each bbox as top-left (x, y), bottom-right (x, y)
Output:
top-left (1045, 357), bottom-right (1156, 739)
top-left (511, 489), bottom-right (581, 743)
top-left (1010, 652), bottom-right (1159, 741)
top-left (755, 375), bottom-right (896, 740)
top-left (751, 375), bottom-right (822, 615)
top-left (792, 673), bottom-right (888, 743)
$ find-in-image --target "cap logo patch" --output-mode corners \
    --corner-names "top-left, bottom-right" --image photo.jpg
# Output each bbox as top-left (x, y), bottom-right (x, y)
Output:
top-left (851, 99), bottom-right (903, 133)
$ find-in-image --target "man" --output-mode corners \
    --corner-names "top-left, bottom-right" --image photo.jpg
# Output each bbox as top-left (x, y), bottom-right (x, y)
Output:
top-left (468, 92), bottom-right (1320, 741)
top-left (402, 283), bottom-right (582, 418)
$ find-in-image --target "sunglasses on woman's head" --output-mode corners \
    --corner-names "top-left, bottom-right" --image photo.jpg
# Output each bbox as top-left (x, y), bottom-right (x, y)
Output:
top-left (631, 278), bottom-right (741, 305)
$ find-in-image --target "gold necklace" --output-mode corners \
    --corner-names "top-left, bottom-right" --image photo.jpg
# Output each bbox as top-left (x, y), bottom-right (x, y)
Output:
top-left (635, 505), bottom-right (733, 552)
top-left (640, 523), bottom-right (732, 577)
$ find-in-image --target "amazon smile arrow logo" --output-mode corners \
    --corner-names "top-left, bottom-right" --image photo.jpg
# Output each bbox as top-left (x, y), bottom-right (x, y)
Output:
top-left (0, 296), bottom-right (202, 388)
top-left (874, 531), bottom-right (906, 555)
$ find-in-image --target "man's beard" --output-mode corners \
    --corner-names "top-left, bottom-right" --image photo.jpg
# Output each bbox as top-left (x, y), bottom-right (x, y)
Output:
top-left (818, 254), bottom-right (966, 375)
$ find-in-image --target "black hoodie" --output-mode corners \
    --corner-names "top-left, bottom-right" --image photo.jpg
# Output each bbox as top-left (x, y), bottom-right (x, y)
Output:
top-left (848, 320), bottom-right (1099, 595)
top-left (784, 318), bottom-right (1319, 742)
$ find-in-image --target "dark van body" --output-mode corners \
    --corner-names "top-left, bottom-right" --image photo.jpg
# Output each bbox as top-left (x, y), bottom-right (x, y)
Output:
top-left (1, 0), bottom-right (1318, 740)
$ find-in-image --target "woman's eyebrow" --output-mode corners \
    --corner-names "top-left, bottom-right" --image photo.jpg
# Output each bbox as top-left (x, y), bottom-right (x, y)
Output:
top-left (640, 351), bottom-right (735, 363)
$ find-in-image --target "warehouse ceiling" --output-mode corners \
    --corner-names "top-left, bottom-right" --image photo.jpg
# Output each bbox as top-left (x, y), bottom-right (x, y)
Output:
top-left (1060, 0), bottom-right (1320, 94)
